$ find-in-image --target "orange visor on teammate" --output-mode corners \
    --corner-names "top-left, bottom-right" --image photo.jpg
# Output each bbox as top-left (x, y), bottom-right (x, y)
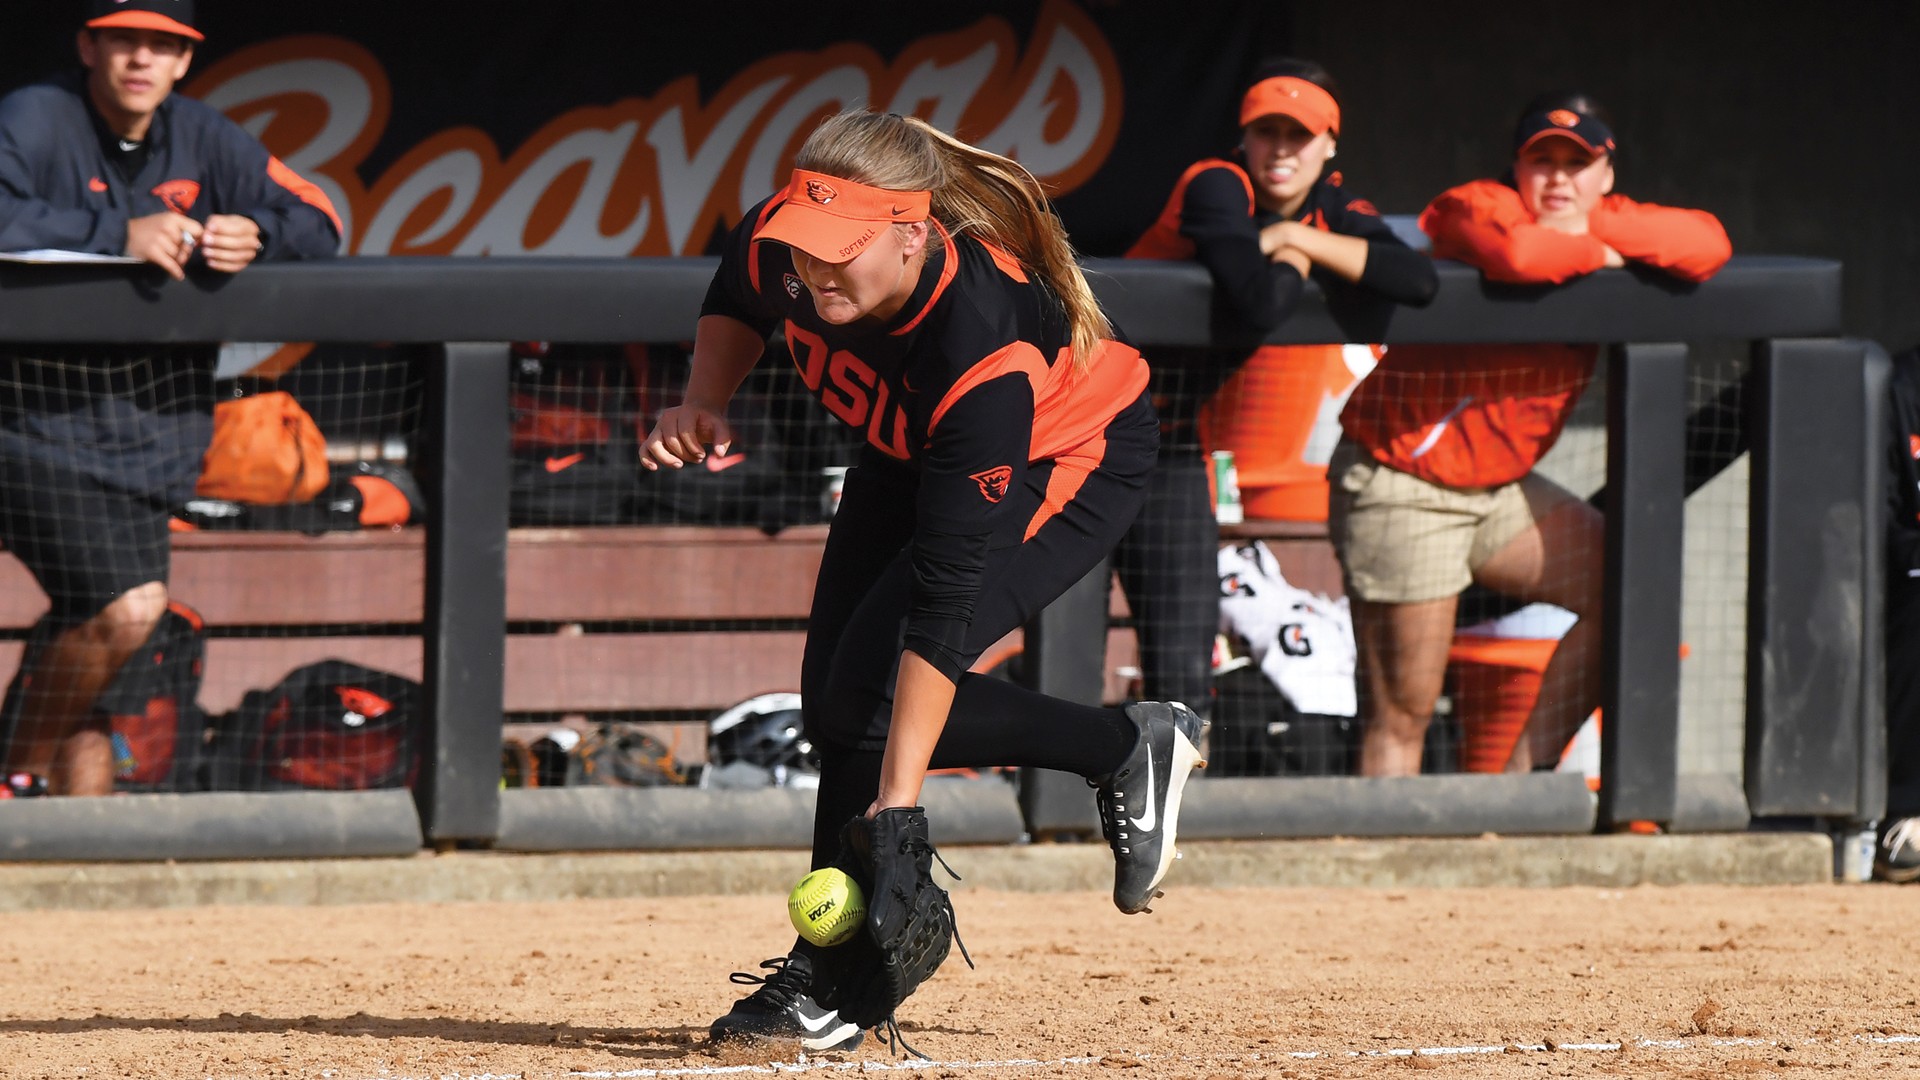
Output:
top-left (753, 169), bottom-right (931, 264)
top-left (1239, 76), bottom-right (1340, 136)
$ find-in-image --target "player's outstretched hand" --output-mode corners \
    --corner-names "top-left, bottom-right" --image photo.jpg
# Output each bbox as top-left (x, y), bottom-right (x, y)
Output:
top-left (640, 402), bottom-right (735, 471)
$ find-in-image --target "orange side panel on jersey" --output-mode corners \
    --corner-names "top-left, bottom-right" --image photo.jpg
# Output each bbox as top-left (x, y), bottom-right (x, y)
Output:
top-left (266, 156), bottom-right (343, 236)
top-left (1024, 437), bottom-right (1104, 541)
top-left (1029, 340), bottom-right (1148, 462)
top-left (1125, 158), bottom-right (1250, 261)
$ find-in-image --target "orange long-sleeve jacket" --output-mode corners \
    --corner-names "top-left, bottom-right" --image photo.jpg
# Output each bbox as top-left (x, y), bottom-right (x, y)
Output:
top-left (1339, 180), bottom-right (1731, 489)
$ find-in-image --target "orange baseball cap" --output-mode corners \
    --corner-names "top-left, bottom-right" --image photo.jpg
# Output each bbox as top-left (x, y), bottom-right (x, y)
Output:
top-left (1514, 108), bottom-right (1616, 157)
top-left (1239, 76), bottom-right (1340, 136)
top-left (83, 0), bottom-right (203, 42)
top-left (753, 169), bottom-right (931, 264)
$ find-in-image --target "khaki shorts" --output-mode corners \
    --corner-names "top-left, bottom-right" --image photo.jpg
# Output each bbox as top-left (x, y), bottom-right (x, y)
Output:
top-left (1326, 440), bottom-right (1582, 604)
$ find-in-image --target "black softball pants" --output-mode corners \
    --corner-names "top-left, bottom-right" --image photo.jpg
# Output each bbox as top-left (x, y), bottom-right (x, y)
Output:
top-left (798, 396), bottom-right (1157, 867)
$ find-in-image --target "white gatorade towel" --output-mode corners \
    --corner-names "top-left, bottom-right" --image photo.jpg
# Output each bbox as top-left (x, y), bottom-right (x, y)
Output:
top-left (1217, 540), bottom-right (1358, 717)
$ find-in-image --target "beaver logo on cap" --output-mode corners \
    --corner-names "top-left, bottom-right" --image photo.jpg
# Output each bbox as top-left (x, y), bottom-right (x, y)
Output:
top-left (1547, 109), bottom-right (1581, 128)
top-left (805, 179), bottom-right (838, 205)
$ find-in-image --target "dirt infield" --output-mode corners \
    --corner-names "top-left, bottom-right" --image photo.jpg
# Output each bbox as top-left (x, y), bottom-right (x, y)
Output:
top-left (1, 883), bottom-right (1915, 1079)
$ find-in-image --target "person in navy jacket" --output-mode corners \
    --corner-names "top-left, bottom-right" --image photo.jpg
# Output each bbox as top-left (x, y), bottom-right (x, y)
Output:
top-left (0, 0), bottom-right (341, 796)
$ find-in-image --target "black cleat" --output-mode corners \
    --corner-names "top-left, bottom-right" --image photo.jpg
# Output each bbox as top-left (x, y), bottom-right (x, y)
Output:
top-left (708, 955), bottom-right (864, 1051)
top-left (1876, 817), bottom-right (1920, 884)
top-left (1094, 701), bottom-right (1208, 914)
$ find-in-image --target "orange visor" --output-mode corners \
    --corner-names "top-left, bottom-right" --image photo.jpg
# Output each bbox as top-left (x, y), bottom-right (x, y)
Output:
top-left (86, 11), bottom-right (204, 41)
top-left (1239, 76), bottom-right (1340, 136)
top-left (753, 169), bottom-right (931, 263)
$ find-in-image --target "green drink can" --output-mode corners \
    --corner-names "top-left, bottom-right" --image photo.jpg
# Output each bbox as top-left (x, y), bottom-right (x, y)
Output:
top-left (1210, 450), bottom-right (1243, 524)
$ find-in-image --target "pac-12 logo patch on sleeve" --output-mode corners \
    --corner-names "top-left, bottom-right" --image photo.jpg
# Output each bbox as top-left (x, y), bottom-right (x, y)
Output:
top-left (968, 465), bottom-right (1013, 503)
top-left (783, 273), bottom-right (804, 299)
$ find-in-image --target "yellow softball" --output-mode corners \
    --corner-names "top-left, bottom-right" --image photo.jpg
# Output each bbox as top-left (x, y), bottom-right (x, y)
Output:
top-left (787, 867), bottom-right (866, 947)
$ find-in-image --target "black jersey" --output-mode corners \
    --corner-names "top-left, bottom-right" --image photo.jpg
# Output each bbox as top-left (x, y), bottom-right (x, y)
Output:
top-left (702, 194), bottom-right (1149, 672)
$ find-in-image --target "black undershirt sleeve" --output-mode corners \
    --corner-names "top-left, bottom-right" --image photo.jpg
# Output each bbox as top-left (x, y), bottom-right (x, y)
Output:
top-left (903, 372), bottom-right (1035, 680)
top-left (1323, 196), bottom-right (1439, 307)
top-left (1179, 167), bottom-right (1304, 331)
top-left (697, 203), bottom-right (781, 336)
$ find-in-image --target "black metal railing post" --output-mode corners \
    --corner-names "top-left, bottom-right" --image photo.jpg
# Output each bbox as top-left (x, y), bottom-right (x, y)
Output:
top-left (417, 342), bottom-right (511, 845)
top-left (1598, 343), bottom-right (1688, 828)
top-left (1745, 339), bottom-right (1879, 821)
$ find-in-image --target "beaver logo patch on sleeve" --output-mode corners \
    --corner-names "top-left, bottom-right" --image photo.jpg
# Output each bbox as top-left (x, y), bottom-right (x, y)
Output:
top-left (969, 465), bottom-right (1013, 503)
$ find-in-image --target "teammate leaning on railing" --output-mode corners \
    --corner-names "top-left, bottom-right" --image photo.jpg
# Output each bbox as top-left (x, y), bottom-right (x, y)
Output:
top-left (1119, 57), bottom-right (1437, 743)
top-left (641, 110), bottom-right (1208, 1053)
top-left (1330, 92), bottom-right (1731, 778)
top-left (0, 0), bottom-right (340, 797)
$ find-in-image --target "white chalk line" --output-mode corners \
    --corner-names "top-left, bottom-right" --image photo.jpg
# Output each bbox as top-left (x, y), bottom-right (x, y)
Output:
top-left (546, 1032), bottom-right (1920, 1077)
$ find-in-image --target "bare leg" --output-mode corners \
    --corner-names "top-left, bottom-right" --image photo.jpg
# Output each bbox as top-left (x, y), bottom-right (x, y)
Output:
top-left (5, 582), bottom-right (168, 796)
top-left (1354, 594), bottom-right (1460, 777)
top-left (1471, 501), bottom-right (1606, 772)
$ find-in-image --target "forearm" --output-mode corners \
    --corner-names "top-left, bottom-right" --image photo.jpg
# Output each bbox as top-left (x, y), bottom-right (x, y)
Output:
top-left (0, 195), bottom-right (123, 254)
top-left (876, 650), bottom-right (956, 810)
top-left (1282, 226), bottom-right (1370, 283)
top-left (687, 314), bottom-right (767, 407)
top-left (1358, 241), bottom-right (1441, 306)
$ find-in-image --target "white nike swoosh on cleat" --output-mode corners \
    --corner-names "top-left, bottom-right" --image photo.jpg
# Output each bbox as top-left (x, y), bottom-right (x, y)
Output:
top-left (794, 1009), bottom-right (841, 1034)
top-left (1129, 743), bottom-right (1157, 832)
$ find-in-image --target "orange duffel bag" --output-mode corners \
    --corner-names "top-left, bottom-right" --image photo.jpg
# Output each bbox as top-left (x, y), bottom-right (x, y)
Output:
top-left (196, 390), bottom-right (329, 504)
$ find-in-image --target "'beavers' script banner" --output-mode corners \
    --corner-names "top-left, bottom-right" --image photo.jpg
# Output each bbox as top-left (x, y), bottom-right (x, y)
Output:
top-left (6, 2), bottom-right (1286, 257)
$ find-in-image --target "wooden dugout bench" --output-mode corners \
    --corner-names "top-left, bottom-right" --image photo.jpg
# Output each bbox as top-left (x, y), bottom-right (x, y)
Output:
top-left (0, 520), bottom-right (1343, 755)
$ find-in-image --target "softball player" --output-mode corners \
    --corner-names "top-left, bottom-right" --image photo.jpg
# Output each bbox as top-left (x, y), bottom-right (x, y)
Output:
top-left (1118, 58), bottom-right (1437, 753)
top-left (641, 110), bottom-right (1207, 1050)
top-left (1332, 93), bottom-right (1731, 776)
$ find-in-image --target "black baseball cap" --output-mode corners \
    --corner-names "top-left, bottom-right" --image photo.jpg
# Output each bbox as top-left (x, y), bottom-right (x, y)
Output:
top-left (83, 0), bottom-right (203, 42)
top-left (1513, 108), bottom-right (1615, 158)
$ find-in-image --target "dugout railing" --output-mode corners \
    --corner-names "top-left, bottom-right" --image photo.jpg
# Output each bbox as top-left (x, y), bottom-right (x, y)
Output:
top-left (0, 254), bottom-right (1868, 860)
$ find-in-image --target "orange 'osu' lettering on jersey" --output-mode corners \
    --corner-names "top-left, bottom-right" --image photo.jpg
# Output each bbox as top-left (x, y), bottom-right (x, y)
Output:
top-left (785, 323), bottom-right (912, 459)
top-left (970, 465), bottom-right (1013, 503)
top-left (151, 178), bottom-right (201, 214)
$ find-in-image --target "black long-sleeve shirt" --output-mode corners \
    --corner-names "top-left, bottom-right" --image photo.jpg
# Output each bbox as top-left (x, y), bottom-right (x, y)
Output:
top-left (1125, 156), bottom-right (1436, 446)
top-left (702, 195), bottom-right (1149, 676)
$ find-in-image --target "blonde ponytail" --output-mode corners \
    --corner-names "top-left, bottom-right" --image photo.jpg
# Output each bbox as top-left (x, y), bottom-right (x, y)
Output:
top-left (793, 111), bottom-right (1113, 372)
